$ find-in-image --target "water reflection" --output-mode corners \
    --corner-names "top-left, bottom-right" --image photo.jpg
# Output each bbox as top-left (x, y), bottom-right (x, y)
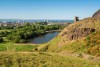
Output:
top-left (29, 32), bottom-right (59, 44)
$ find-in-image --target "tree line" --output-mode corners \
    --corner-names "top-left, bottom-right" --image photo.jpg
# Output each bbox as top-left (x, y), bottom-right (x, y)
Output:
top-left (0, 22), bottom-right (66, 43)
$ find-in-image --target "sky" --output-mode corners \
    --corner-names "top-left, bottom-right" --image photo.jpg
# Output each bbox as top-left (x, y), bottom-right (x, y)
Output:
top-left (0, 0), bottom-right (100, 20)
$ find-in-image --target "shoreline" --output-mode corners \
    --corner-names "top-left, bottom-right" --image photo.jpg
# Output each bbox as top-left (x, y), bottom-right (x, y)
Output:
top-left (46, 30), bottom-right (61, 33)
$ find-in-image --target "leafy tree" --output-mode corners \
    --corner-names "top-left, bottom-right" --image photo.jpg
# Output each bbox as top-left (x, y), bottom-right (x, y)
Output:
top-left (5, 23), bottom-right (66, 43)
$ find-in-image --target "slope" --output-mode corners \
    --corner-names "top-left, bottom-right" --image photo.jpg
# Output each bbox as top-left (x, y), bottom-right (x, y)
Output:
top-left (37, 17), bottom-right (100, 56)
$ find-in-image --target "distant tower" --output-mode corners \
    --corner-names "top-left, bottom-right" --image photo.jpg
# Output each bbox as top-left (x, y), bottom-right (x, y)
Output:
top-left (74, 16), bottom-right (79, 22)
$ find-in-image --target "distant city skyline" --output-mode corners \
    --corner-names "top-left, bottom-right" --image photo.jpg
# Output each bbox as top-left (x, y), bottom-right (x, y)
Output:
top-left (0, 0), bottom-right (100, 20)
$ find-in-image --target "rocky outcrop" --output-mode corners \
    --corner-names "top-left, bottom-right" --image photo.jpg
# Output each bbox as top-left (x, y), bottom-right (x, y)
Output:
top-left (92, 9), bottom-right (100, 20)
top-left (62, 28), bottom-right (95, 40)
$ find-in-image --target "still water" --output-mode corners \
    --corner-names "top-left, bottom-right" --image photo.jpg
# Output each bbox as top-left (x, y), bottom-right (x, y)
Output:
top-left (29, 32), bottom-right (59, 44)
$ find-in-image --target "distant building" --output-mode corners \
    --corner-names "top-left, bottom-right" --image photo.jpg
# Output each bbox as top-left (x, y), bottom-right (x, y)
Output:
top-left (0, 21), bottom-right (24, 27)
top-left (74, 16), bottom-right (79, 22)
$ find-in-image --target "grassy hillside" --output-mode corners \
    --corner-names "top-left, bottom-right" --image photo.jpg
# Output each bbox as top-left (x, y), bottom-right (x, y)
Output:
top-left (0, 52), bottom-right (99, 67)
top-left (36, 18), bottom-right (100, 56)
top-left (85, 31), bottom-right (100, 56)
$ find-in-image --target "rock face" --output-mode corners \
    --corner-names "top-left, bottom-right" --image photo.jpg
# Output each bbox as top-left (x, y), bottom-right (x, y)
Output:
top-left (61, 28), bottom-right (95, 40)
top-left (92, 9), bottom-right (100, 20)
top-left (67, 28), bottom-right (95, 40)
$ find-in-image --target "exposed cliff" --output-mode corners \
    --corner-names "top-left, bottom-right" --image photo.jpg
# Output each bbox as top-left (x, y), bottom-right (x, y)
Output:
top-left (65, 28), bottom-right (95, 40)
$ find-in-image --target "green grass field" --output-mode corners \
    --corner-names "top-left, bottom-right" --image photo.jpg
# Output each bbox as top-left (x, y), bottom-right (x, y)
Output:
top-left (0, 42), bottom-right (38, 52)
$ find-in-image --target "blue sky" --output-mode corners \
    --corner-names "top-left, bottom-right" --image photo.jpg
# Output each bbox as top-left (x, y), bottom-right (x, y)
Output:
top-left (0, 0), bottom-right (100, 20)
